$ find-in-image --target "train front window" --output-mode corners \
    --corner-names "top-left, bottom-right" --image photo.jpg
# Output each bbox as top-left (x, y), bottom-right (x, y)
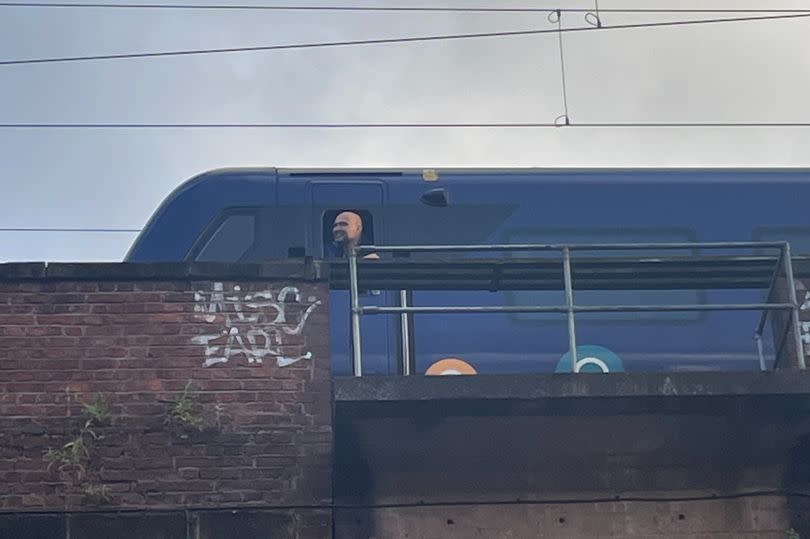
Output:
top-left (195, 213), bottom-right (256, 262)
top-left (322, 209), bottom-right (375, 258)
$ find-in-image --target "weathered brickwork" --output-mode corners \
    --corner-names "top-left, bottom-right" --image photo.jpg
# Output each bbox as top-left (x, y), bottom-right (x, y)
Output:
top-left (0, 267), bottom-right (331, 538)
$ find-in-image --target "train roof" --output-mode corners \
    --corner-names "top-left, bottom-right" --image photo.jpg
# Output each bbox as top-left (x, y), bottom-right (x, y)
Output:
top-left (186, 166), bottom-right (810, 185)
top-left (203, 166), bottom-right (810, 175)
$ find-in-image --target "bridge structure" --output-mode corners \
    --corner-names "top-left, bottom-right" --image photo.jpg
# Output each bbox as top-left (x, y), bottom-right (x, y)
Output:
top-left (331, 241), bottom-right (810, 538)
top-left (1, 244), bottom-right (810, 538)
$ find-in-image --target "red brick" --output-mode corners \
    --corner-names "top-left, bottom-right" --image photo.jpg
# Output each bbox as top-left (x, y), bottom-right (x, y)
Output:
top-left (178, 467), bottom-right (199, 479)
top-left (0, 315), bottom-right (36, 325)
top-left (5, 383), bottom-right (47, 393)
top-left (0, 326), bottom-right (26, 337)
top-left (40, 337), bottom-right (81, 347)
top-left (21, 494), bottom-right (46, 507)
top-left (62, 326), bottom-right (84, 336)
top-left (255, 456), bottom-right (297, 468)
top-left (85, 347), bottom-right (128, 358)
top-left (80, 359), bottom-right (122, 370)
top-left (241, 379), bottom-right (284, 391)
top-left (5, 371), bottom-right (35, 382)
top-left (145, 302), bottom-right (185, 312)
top-left (36, 360), bottom-right (82, 370)
top-left (163, 292), bottom-right (193, 303)
top-left (72, 326), bottom-right (112, 338)
top-left (0, 359), bottom-right (21, 369)
top-left (90, 303), bottom-right (127, 314)
top-left (86, 293), bottom-right (129, 303)
top-left (0, 276), bottom-right (330, 513)
top-left (197, 380), bottom-right (242, 391)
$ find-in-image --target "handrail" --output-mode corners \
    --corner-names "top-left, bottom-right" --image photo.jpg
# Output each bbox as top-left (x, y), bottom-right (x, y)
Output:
top-left (347, 241), bottom-right (803, 376)
top-left (356, 241), bottom-right (791, 253)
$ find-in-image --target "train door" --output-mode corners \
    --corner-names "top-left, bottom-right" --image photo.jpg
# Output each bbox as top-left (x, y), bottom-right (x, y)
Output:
top-left (308, 181), bottom-right (396, 376)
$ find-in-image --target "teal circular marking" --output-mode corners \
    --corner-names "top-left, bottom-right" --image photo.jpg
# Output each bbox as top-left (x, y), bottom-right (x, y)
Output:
top-left (555, 345), bottom-right (624, 373)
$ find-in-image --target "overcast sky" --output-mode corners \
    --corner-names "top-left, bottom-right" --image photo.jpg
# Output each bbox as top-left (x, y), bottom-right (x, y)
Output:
top-left (1, 0), bottom-right (809, 262)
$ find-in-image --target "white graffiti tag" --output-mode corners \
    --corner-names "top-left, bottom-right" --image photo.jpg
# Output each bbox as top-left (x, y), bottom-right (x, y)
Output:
top-left (191, 283), bottom-right (321, 368)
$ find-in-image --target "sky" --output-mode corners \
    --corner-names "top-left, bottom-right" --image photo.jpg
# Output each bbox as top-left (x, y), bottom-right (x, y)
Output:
top-left (0, 0), bottom-right (809, 262)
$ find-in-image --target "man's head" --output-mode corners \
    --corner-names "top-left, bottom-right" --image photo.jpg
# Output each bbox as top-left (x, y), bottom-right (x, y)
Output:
top-left (332, 211), bottom-right (363, 251)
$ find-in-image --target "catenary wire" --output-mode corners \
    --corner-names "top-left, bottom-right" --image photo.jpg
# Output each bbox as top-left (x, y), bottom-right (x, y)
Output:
top-left (1, 3), bottom-right (810, 13)
top-left (551, 10), bottom-right (570, 125)
top-left (1, 12), bottom-right (809, 66)
top-left (0, 227), bottom-right (141, 232)
top-left (2, 123), bottom-right (810, 129)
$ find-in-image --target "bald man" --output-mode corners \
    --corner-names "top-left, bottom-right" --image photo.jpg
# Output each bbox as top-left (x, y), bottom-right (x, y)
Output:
top-left (332, 211), bottom-right (379, 259)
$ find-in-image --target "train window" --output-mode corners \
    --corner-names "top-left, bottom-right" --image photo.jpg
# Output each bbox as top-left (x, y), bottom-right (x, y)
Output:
top-left (503, 227), bottom-right (702, 323)
top-left (321, 209), bottom-right (375, 258)
top-left (195, 213), bottom-right (256, 262)
top-left (752, 227), bottom-right (810, 256)
top-left (386, 204), bottom-right (517, 247)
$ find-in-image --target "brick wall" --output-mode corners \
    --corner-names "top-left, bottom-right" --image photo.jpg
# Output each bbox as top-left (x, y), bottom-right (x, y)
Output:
top-left (0, 262), bottom-right (331, 538)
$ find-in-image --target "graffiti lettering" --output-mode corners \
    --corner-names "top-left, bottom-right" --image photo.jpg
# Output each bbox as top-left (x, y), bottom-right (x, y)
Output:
top-left (191, 283), bottom-right (321, 368)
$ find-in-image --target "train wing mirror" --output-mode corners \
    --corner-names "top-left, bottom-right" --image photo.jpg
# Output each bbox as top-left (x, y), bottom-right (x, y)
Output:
top-left (420, 188), bottom-right (450, 207)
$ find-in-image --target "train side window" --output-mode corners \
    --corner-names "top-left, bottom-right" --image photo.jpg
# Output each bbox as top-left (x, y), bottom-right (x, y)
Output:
top-left (321, 209), bottom-right (375, 258)
top-left (752, 227), bottom-right (810, 256)
top-left (503, 227), bottom-right (702, 323)
top-left (194, 213), bottom-right (256, 262)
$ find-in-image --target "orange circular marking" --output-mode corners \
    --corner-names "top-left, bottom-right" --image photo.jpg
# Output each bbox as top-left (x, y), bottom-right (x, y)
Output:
top-left (425, 358), bottom-right (477, 376)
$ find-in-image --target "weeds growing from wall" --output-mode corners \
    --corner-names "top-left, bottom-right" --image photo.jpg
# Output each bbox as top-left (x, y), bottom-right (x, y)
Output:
top-left (43, 392), bottom-right (109, 478)
top-left (165, 380), bottom-right (230, 434)
top-left (42, 390), bottom-right (113, 505)
top-left (42, 383), bottom-right (233, 507)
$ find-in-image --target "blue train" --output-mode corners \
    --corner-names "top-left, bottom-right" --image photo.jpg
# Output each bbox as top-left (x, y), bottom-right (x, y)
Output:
top-left (125, 168), bottom-right (810, 375)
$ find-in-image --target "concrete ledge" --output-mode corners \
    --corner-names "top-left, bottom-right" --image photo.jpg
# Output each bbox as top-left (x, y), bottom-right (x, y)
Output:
top-left (334, 371), bottom-right (810, 503)
top-left (335, 370), bottom-right (810, 402)
top-left (0, 260), bottom-right (328, 281)
top-left (334, 371), bottom-right (810, 417)
top-left (0, 262), bottom-right (47, 279)
top-left (334, 370), bottom-right (810, 419)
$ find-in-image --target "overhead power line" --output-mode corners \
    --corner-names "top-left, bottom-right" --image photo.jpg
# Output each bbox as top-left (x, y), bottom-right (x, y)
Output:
top-left (0, 227), bottom-right (141, 232)
top-left (2, 12), bottom-right (809, 66)
top-left (1, 3), bottom-right (810, 13)
top-left (2, 122), bottom-right (810, 129)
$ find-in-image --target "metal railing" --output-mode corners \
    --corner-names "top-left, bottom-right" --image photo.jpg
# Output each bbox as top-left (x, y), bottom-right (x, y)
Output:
top-left (347, 241), bottom-right (804, 376)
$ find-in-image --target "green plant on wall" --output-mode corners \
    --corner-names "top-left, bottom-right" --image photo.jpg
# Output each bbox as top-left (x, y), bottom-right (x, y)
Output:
top-left (44, 393), bottom-right (107, 477)
top-left (83, 392), bottom-right (110, 424)
top-left (167, 380), bottom-right (205, 430)
top-left (43, 430), bottom-right (91, 478)
top-left (165, 381), bottom-right (231, 434)
top-left (787, 528), bottom-right (801, 539)
top-left (43, 391), bottom-right (113, 504)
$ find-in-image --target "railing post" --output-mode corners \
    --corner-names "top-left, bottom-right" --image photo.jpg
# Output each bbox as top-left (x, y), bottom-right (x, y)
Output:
top-left (782, 242), bottom-right (806, 369)
top-left (400, 290), bottom-right (412, 376)
top-left (753, 247), bottom-right (785, 371)
top-left (563, 247), bottom-right (579, 372)
top-left (754, 333), bottom-right (766, 371)
top-left (348, 248), bottom-right (363, 377)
